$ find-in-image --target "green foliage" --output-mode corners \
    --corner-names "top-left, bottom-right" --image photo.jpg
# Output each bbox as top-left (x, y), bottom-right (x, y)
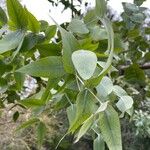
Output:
top-left (0, 0), bottom-right (149, 149)
top-left (93, 134), bottom-right (105, 150)
top-left (19, 99), bottom-right (45, 108)
top-left (68, 19), bottom-right (89, 34)
top-left (125, 64), bottom-right (146, 86)
top-left (69, 90), bottom-right (96, 133)
top-left (0, 7), bottom-right (7, 26)
top-left (95, 0), bottom-right (107, 18)
top-left (134, 0), bottom-right (146, 6)
top-left (45, 25), bottom-right (57, 40)
top-left (72, 50), bottom-right (97, 80)
top-left (7, 0), bottom-right (28, 29)
top-left (58, 23), bottom-right (80, 73)
top-left (99, 105), bottom-right (122, 150)
top-left (37, 122), bottom-right (47, 147)
top-left (96, 76), bottom-right (113, 97)
top-left (25, 8), bottom-right (40, 33)
top-left (75, 115), bottom-right (94, 142)
top-left (17, 56), bottom-right (65, 78)
top-left (116, 96), bottom-right (133, 113)
top-left (0, 31), bottom-right (24, 54)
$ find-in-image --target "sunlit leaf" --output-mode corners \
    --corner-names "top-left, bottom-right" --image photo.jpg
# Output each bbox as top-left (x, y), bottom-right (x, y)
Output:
top-left (90, 26), bottom-right (107, 41)
top-left (85, 18), bottom-right (114, 87)
top-left (25, 8), bottom-right (40, 33)
top-left (99, 105), bottom-right (122, 150)
top-left (75, 115), bottom-right (94, 142)
top-left (67, 104), bottom-right (77, 127)
top-left (96, 76), bottom-right (113, 97)
top-left (19, 99), bottom-right (45, 108)
top-left (69, 90), bottom-right (96, 133)
top-left (45, 25), bottom-right (57, 40)
top-left (95, 101), bottom-right (108, 114)
top-left (72, 50), bottom-right (97, 80)
top-left (116, 96), bottom-right (133, 113)
top-left (113, 85), bottom-right (127, 97)
top-left (51, 18), bottom-right (80, 73)
top-left (68, 19), bottom-right (89, 34)
top-left (17, 56), bottom-right (65, 78)
top-left (0, 31), bottom-right (24, 54)
top-left (7, 0), bottom-right (28, 29)
top-left (14, 72), bottom-right (25, 90)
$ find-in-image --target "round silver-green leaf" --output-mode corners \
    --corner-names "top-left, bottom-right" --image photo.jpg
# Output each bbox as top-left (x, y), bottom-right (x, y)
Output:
top-left (72, 50), bottom-right (97, 80)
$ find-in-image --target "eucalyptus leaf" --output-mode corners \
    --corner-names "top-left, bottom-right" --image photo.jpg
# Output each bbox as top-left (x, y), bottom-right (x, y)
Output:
top-left (99, 105), bottom-right (122, 150)
top-left (113, 85), bottom-right (127, 97)
top-left (45, 25), bottom-right (57, 40)
top-left (19, 99), bottom-right (45, 108)
top-left (95, 0), bottom-right (107, 18)
top-left (37, 122), bottom-right (47, 148)
top-left (37, 43), bottom-right (61, 57)
top-left (90, 26), bottom-right (107, 41)
top-left (13, 111), bottom-right (19, 122)
top-left (93, 134), bottom-right (105, 150)
top-left (96, 76), bottom-right (113, 97)
top-left (85, 18), bottom-right (114, 87)
top-left (79, 38), bottom-right (99, 51)
top-left (67, 104), bottom-right (77, 127)
top-left (17, 56), bottom-right (65, 78)
top-left (25, 8), bottom-right (40, 33)
top-left (0, 31), bottom-right (24, 54)
top-left (130, 13), bottom-right (145, 23)
top-left (51, 17), bottom-right (80, 73)
top-left (84, 9), bottom-right (98, 27)
top-left (7, 0), bottom-right (28, 29)
top-left (75, 115), bottom-right (94, 142)
top-left (0, 7), bottom-right (7, 26)
top-left (68, 19), bottom-right (89, 34)
top-left (95, 101), bottom-right (108, 114)
top-left (123, 3), bottom-right (139, 13)
top-left (125, 63), bottom-right (146, 86)
top-left (14, 72), bottom-right (25, 90)
top-left (72, 50), bottom-right (97, 80)
top-left (20, 33), bottom-right (39, 52)
top-left (69, 90), bottom-right (96, 133)
top-left (116, 96), bottom-right (134, 113)
top-left (60, 27), bottom-right (80, 73)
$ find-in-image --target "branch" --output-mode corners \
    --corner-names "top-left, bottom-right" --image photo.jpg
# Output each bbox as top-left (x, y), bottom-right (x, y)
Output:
top-left (139, 62), bottom-right (150, 70)
top-left (119, 62), bottom-right (150, 75)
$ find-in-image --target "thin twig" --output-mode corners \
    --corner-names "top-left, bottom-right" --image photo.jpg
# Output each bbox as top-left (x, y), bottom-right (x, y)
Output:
top-left (75, 73), bottom-right (81, 91)
top-left (88, 89), bottom-right (102, 104)
top-left (65, 93), bottom-right (73, 106)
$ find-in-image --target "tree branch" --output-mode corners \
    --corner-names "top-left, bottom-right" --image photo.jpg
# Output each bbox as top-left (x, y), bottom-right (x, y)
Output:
top-left (119, 62), bottom-right (150, 75)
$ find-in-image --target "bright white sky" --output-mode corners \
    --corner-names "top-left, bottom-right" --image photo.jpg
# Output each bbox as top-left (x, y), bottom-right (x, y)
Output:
top-left (21, 0), bottom-right (150, 24)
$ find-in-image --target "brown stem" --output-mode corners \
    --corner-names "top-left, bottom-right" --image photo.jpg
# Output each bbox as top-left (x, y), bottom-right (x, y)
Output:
top-left (119, 62), bottom-right (150, 75)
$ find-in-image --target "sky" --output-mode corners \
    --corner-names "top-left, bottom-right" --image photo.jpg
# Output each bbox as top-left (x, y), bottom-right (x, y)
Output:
top-left (21, 0), bottom-right (150, 24)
